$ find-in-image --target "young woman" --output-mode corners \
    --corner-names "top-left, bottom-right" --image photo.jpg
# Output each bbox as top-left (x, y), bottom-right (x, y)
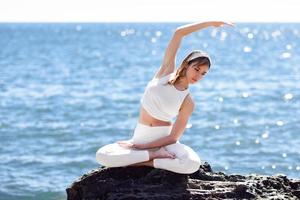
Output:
top-left (96, 21), bottom-right (235, 174)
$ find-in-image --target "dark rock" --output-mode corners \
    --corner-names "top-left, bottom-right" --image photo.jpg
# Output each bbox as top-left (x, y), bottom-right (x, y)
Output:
top-left (66, 162), bottom-right (300, 200)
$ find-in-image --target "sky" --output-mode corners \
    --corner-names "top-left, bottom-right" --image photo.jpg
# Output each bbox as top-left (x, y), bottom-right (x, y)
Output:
top-left (0, 0), bottom-right (300, 22)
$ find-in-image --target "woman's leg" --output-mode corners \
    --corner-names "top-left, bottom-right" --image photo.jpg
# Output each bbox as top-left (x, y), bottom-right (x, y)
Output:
top-left (96, 143), bottom-right (150, 167)
top-left (96, 143), bottom-right (176, 167)
top-left (96, 122), bottom-right (175, 168)
top-left (127, 147), bottom-right (176, 167)
top-left (153, 142), bottom-right (201, 174)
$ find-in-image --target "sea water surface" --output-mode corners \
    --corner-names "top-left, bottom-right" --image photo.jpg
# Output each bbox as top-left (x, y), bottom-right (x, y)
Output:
top-left (0, 23), bottom-right (299, 199)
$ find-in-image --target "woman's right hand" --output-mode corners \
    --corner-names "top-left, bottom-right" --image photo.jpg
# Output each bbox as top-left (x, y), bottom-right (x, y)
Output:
top-left (117, 140), bottom-right (148, 150)
top-left (117, 140), bottom-right (135, 148)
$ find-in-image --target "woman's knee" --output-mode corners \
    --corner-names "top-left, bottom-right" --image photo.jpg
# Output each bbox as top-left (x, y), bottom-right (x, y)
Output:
top-left (175, 155), bottom-right (201, 174)
top-left (185, 159), bottom-right (201, 174)
top-left (95, 148), bottom-right (110, 166)
top-left (95, 144), bottom-right (119, 167)
top-left (153, 157), bottom-right (201, 174)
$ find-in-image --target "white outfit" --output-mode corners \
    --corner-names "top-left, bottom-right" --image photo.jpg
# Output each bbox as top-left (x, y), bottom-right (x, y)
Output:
top-left (140, 72), bottom-right (190, 122)
top-left (96, 73), bottom-right (202, 174)
top-left (96, 122), bottom-right (201, 174)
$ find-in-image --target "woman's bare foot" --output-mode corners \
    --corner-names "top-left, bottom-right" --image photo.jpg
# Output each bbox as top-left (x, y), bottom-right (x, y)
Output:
top-left (128, 160), bottom-right (154, 167)
top-left (150, 147), bottom-right (176, 159)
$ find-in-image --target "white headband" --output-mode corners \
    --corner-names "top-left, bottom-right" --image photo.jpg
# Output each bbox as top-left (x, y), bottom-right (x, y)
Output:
top-left (187, 51), bottom-right (211, 63)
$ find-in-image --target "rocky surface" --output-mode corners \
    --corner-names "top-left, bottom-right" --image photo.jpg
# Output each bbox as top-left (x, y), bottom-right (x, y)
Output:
top-left (66, 162), bottom-right (300, 200)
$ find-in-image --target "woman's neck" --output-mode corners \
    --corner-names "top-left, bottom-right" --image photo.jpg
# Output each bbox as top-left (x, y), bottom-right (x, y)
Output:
top-left (176, 76), bottom-right (189, 90)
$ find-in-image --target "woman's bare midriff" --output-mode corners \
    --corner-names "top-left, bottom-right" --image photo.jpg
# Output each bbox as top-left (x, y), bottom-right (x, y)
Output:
top-left (138, 106), bottom-right (172, 127)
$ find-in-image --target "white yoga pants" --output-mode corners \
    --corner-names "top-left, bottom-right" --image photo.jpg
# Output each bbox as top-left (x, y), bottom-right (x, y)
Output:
top-left (96, 122), bottom-right (201, 174)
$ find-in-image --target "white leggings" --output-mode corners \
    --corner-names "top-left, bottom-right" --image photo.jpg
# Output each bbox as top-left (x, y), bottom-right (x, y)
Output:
top-left (95, 122), bottom-right (201, 174)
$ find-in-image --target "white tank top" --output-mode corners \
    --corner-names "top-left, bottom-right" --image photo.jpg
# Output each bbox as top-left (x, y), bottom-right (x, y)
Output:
top-left (140, 72), bottom-right (190, 122)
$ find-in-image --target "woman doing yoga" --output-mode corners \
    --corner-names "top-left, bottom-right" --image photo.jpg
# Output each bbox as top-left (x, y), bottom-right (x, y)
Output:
top-left (96, 21), bottom-right (235, 174)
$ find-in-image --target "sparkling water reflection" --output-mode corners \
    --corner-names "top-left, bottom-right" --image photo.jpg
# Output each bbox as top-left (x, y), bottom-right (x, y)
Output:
top-left (0, 22), bottom-right (299, 200)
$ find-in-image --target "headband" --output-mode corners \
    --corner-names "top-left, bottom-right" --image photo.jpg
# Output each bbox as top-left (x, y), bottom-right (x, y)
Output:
top-left (187, 50), bottom-right (211, 63)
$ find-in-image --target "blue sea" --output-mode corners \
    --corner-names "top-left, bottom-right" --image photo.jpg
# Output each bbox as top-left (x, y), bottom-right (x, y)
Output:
top-left (0, 22), bottom-right (299, 199)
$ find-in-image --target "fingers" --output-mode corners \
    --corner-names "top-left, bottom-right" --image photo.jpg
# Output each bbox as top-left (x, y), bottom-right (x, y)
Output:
top-left (117, 140), bottom-right (132, 144)
top-left (169, 154), bottom-right (176, 159)
top-left (117, 141), bottom-right (134, 148)
top-left (223, 21), bottom-right (235, 27)
top-left (164, 147), bottom-right (176, 159)
top-left (171, 153), bottom-right (176, 159)
top-left (226, 22), bottom-right (235, 27)
top-left (117, 143), bottom-right (130, 148)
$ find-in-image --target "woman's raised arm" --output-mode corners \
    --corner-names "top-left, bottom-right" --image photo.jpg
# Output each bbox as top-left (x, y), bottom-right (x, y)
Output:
top-left (176, 21), bottom-right (234, 37)
top-left (154, 21), bottom-right (234, 79)
top-left (153, 30), bottom-right (182, 79)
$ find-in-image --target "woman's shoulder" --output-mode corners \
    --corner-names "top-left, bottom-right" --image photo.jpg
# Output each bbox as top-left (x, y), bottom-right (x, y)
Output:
top-left (152, 71), bottom-right (175, 83)
top-left (179, 93), bottom-right (195, 112)
top-left (154, 71), bottom-right (174, 80)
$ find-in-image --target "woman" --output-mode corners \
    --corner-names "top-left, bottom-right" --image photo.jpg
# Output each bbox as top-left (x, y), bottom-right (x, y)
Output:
top-left (96, 21), bottom-right (235, 174)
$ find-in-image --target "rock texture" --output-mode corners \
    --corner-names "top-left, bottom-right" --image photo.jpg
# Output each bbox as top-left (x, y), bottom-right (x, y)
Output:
top-left (66, 162), bottom-right (300, 200)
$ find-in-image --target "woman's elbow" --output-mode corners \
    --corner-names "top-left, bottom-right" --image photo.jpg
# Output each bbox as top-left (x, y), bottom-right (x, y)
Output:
top-left (174, 28), bottom-right (185, 38)
top-left (168, 136), bottom-right (179, 145)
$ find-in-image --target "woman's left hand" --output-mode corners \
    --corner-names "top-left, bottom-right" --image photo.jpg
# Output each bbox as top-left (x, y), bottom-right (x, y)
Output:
top-left (117, 140), bottom-right (147, 150)
top-left (211, 21), bottom-right (235, 28)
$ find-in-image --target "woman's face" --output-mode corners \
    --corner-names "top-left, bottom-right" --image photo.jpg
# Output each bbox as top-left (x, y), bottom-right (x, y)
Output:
top-left (186, 63), bottom-right (209, 84)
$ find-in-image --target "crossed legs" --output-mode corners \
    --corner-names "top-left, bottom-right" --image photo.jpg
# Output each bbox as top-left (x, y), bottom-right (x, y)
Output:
top-left (128, 147), bottom-right (175, 167)
top-left (96, 141), bottom-right (201, 174)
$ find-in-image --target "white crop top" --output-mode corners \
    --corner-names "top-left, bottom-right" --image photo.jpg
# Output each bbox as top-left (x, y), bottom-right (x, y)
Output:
top-left (140, 72), bottom-right (190, 122)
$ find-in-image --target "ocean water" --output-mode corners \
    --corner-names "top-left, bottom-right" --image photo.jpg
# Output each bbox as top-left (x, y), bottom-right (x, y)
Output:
top-left (0, 22), bottom-right (299, 199)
